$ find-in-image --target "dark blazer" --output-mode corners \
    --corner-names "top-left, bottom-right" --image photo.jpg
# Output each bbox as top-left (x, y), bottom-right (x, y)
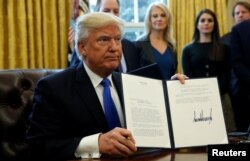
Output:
top-left (69, 39), bottom-right (141, 72)
top-left (121, 38), bottom-right (141, 71)
top-left (221, 32), bottom-right (231, 47)
top-left (27, 63), bottom-right (123, 161)
top-left (230, 19), bottom-right (250, 132)
top-left (231, 19), bottom-right (250, 87)
top-left (135, 35), bottom-right (178, 75)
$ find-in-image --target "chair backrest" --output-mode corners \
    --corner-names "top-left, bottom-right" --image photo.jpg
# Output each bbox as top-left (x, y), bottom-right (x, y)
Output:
top-left (0, 69), bottom-right (62, 160)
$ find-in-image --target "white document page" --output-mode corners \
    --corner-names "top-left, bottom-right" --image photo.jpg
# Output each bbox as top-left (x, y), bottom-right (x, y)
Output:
top-left (122, 74), bottom-right (171, 148)
top-left (166, 78), bottom-right (228, 148)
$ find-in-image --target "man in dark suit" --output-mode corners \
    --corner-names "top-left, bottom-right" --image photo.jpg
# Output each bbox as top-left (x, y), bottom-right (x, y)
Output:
top-left (221, 1), bottom-right (250, 46)
top-left (221, 0), bottom-right (250, 133)
top-left (230, 19), bottom-right (250, 132)
top-left (27, 12), bottom-right (137, 161)
top-left (70, 0), bottom-right (141, 73)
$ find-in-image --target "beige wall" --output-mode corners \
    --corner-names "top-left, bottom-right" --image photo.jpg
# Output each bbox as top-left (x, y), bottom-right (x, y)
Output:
top-left (226, 0), bottom-right (237, 31)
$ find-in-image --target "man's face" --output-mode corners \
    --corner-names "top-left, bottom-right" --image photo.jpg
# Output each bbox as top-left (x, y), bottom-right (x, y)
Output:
top-left (78, 25), bottom-right (122, 77)
top-left (99, 0), bottom-right (119, 16)
top-left (234, 5), bottom-right (250, 24)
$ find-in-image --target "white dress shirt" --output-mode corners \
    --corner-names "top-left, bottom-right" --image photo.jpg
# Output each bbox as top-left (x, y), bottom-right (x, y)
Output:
top-left (75, 62), bottom-right (124, 159)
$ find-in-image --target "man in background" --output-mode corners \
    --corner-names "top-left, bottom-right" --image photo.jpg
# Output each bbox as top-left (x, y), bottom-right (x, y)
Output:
top-left (230, 18), bottom-right (250, 132)
top-left (221, 1), bottom-right (250, 132)
top-left (221, 1), bottom-right (250, 46)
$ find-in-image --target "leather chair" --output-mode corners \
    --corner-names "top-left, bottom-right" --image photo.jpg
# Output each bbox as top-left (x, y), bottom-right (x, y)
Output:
top-left (0, 69), bottom-right (62, 160)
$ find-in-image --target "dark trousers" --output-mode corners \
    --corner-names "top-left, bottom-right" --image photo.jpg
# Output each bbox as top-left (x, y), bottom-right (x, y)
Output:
top-left (233, 85), bottom-right (250, 132)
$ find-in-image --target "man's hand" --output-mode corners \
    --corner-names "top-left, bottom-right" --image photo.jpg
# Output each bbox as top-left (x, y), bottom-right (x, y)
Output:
top-left (99, 127), bottom-right (137, 157)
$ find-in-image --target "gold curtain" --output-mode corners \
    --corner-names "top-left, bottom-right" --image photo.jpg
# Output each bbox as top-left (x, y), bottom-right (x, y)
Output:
top-left (169, 0), bottom-right (229, 72)
top-left (0, 0), bottom-right (73, 69)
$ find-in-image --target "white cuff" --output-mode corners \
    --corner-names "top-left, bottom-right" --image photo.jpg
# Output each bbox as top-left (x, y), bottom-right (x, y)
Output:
top-left (75, 133), bottom-right (102, 159)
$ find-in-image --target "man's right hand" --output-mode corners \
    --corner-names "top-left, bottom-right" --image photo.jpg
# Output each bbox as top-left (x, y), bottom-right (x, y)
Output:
top-left (98, 127), bottom-right (137, 157)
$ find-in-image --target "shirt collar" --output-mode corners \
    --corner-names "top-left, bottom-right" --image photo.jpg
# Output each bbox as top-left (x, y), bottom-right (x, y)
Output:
top-left (83, 62), bottom-right (113, 88)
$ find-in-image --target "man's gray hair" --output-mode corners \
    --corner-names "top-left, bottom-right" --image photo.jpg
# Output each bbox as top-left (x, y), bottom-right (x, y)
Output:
top-left (74, 12), bottom-right (124, 60)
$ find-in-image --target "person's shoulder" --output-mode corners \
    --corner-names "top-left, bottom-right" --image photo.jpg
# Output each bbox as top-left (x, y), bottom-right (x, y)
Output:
top-left (38, 67), bottom-right (77, 85)
top-left (221, 32), bottom-right (231, 39)
top-left (136, 35), bottom-right (149, 42)
top-left (183, 42), bottom-right (195, 50)
top-left (121, 38), bottom-right (131, 43)
top-left (234, 19), bottom-right (250, 30)
top-left (121, 38), bottom-right (138, 51)
top-left (134, 35), bottom-right (149, 47)
top-left (240, 19), bottom-right (250, 28)
top-left (121, 38), bottom-right (134, 46)
top-left (240, 19), bottom-right (250, 26)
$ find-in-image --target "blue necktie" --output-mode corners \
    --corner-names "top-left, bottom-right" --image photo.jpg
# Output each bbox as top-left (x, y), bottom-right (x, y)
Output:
top-left (101, 78), bottom-right (121, 129)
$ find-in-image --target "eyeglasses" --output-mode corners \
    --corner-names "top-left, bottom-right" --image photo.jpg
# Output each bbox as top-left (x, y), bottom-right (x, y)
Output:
top-left (96, 35), bottom-right (122, 46)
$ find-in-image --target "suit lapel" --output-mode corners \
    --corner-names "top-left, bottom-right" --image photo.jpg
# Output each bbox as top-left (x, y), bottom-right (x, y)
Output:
top-left (141, 41), bottom-right (156, 63)
top-left (121, 39), bottom-right (130, 71)
top-left (112, 72), bottom-right (124, 112)
top-left (74, 63), bottom-right (109, 132)
top-left (137, 36), bottom-right (156, 64)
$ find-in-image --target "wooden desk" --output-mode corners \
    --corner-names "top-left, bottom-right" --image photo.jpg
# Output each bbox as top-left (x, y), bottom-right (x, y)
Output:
top-left (68, 147), bottom-right (207, 161)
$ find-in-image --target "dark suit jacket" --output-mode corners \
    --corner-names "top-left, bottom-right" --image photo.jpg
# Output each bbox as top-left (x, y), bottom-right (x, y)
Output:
top-left (231, 19), bottom-right (250, 88)
top-left (221, 32), bottom-right (231, 47)
top-left (121, 38), bottom-right (141, 71)
top-left (69, 39), bottom-right (141, 72)
top-left (27, 63), bottom-right (123, 161)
